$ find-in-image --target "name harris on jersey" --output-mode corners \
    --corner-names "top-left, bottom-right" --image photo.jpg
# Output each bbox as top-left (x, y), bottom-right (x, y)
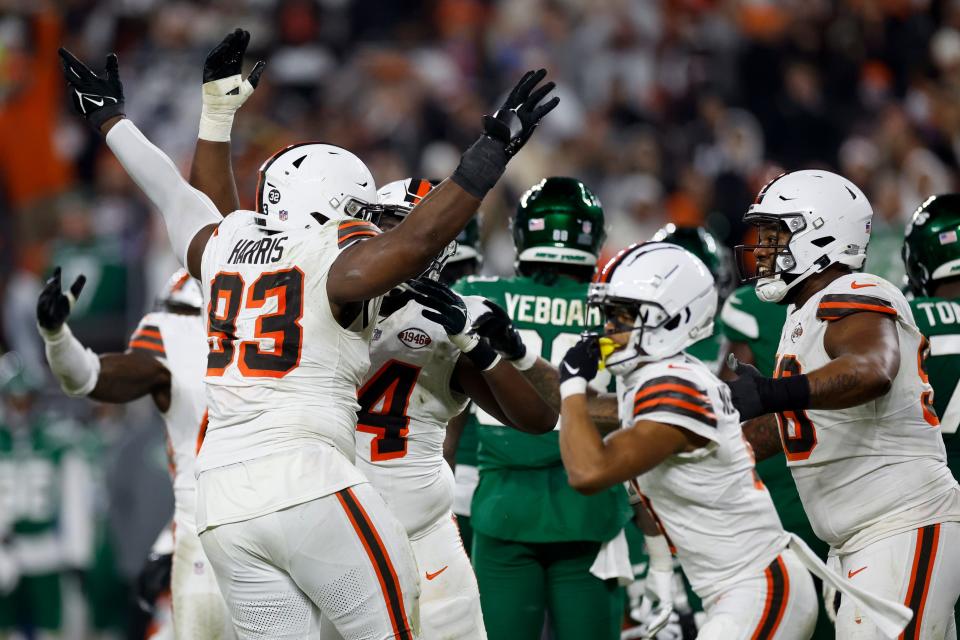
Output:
top-left (227, 236), bottom-right (288, 265)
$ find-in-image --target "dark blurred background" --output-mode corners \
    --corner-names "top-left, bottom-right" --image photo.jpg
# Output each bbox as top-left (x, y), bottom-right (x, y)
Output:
top-left (1, 0), bottom-right (958, 637)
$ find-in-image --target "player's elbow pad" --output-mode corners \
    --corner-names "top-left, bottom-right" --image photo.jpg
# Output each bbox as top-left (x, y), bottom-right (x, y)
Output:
top-left (40, 324), bottom-right (101, 397)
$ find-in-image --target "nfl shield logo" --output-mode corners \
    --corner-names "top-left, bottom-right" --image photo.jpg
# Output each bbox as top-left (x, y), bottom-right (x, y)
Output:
top-left (582, 221), bottom-right (592, 233)
top-left (279, 210), bottom-right (289, 221)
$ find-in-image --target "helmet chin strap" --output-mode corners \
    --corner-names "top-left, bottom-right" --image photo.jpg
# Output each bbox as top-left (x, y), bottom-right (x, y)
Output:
top-left (755, 254), bottom-right (830, 303)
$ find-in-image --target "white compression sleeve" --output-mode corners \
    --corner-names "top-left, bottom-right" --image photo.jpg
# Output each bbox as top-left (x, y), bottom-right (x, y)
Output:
top-left (105, 119), bottom-right (221, 267)
top-left (40, 324), bottom-right (101, 397)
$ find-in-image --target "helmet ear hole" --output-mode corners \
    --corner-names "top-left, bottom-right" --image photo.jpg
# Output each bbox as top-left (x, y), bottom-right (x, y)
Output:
top-left (664, 315), bottom-right (681, 330)
top-left (811, 236), bottom-right (835, 248)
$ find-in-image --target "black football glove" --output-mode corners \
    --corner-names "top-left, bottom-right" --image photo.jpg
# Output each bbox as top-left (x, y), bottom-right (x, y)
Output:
top-left (725, 354), bottom-right (810, 421)
top-left (203, 28), bottom-right (265, 86)
top-left (483, 68), bottom-right (559, 158)
top-left (58, 48), bottom-right (124, 130)
top-left (473, 299), bottom-right (526, 360)
top-left (407, 278), bottom-right (499, 370)
top-left (136, 551), bottom-right (172, 614)
top-left (452, 69), bottom-right (558, 199)
top-left (36, 267), bottom-right (86, 333)
top-left (559, 334), bottom-right (601, 384)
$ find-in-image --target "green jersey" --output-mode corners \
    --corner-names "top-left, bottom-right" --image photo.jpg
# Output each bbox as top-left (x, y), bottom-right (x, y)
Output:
top-left (717, 284), bottom-right (828, 559)
top-left (454, 275), bottom-right (631, 543)
top-left (910, 297), bottom-right (960, 473)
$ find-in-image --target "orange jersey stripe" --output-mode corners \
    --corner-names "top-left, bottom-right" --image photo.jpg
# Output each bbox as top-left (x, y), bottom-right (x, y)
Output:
top-left (134, 329), bottom-right (163, 339)
top-left (817, 301), bottom-right (896, 314)
top-left (338, 220), bottom-right (379, 231)
top-left (130, 340), bottom-right (165, 353)
top-left (635, 383), bottom-right (708, 403)
top-left (338, 230), bottom-right (379, 245)
top-left (634, 396), bottom-right (716, 418)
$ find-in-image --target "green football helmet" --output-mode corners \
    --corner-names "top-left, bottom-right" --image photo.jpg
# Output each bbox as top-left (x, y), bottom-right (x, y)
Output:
top-left (449, 216), bottom-right (481, 266)
top-left (652, 223), bottom-right (734, 298)
top-left (903, 193), bottom-right (960, 296)
top-left (513, 177), bottom-right (606, 267)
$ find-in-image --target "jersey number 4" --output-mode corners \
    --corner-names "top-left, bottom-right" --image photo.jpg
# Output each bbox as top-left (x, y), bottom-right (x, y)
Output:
top-left (207, 268), bottom-right (304, 377)
top-left (357, 360), bottom-right (421, 460)
top-left (773, 354), bottom-right (818, 461)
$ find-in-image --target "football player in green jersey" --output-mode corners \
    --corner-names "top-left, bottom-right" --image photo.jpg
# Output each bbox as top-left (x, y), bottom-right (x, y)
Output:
top-left (652, 224), bottom-right (734, 371)
top-left (452, 177), bottom-right (631, 640)
top-left (903, 193), bottom-right (960, 476)
top-left (0, 354), bottom-right (95, 639)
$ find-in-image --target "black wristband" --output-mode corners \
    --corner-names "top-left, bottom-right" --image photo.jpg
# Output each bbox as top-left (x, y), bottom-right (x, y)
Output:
top-left (465, 338), bottom-right (500, 371)
top-left (760, 374), bottom-right (811, 414)
top-left (89, 103), bottom-right (125, 132)
top-left (451, 135), bottom-right (508, 199)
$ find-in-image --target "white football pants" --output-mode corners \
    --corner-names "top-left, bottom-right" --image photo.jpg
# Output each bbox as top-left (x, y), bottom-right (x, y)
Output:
top-left (201, 484), bottom-right (420, 639)
top-left (172, 524), bottom-right (235, 639)
top-left (835, 522), bottom-right (960, 640)
top-left (698, 548), bottom-right (818, 640)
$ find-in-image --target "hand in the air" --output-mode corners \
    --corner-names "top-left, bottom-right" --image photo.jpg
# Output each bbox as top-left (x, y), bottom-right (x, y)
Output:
top-left (473, 299), bottom-right (526, 360)
top-left (483, 68), bottom-right (559, 157)
top-left (58, 48), bottom-right (125, 130)
top-left (559, 334), bottom-right (601, 385)
top-left (36, 267), bottom-right (86, 335)
top-left (407, 278), bottom-right (478, 353)
top-left (724, 354), bottom-right (767, 421)
top-left (200, 29), bottom-right (265, 141)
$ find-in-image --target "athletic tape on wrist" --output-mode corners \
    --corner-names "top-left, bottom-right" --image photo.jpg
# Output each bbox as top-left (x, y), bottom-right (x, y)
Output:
top-left (559, 377), bottom-right (588, 399)
top-left (451, 135), bottom-right (508, 199)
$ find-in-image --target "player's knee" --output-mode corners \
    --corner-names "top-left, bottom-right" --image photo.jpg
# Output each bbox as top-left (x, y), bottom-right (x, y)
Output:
top-left (420, 593), bottom-right (484, 639)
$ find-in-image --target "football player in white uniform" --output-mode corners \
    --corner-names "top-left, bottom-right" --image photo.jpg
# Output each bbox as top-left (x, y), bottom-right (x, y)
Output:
top-left (349, 178), bottom-right (556, 640)
top-left (36, 267), bottom-right (234, 639)
top-left (728, 170), bottom-right (960, 639)
top-left (554, 242), bottom-right (819, 639)
top-left (58, 43), bottom-right (557, 639)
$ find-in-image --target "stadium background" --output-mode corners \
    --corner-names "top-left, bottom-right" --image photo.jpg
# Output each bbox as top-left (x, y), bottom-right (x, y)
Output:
top-left (0, 0), bottom-right (958, 637)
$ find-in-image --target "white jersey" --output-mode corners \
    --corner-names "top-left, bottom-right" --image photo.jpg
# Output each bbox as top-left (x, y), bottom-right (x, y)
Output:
top-left (128, 311), bottom-right (207, 532)
top-left (619, 353), bottom-right (789, 599)
top-left (775, 271), bottom-right (960, 553)
top-left (355, 291), bottom-right (469, 537)
top-left (195, 212), bottom-right (380, 531)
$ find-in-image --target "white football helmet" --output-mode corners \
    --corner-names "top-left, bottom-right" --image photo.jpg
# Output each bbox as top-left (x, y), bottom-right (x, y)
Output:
top-left (159, 268), bottom-right (202, 310)
top-left (737, 170), bottom-right (873, 303)
top-left (377, 178), bottom-right (456, 280)
top-left (588, 242), bottom-right (718, 376)
top-left (255, 143), bottom-right (379, 229)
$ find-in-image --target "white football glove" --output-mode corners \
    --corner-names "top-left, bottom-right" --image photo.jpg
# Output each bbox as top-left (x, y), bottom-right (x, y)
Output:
top-left (199, 29), bottom-right (265, 142)
top-left (629, 567), bottom-right (675, 638)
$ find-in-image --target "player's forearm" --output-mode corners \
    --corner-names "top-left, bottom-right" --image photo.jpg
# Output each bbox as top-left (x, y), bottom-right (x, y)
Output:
top-left (559, 395), bottom-right (611, 494)
top-left (103, 118), bottom-right (221, 268)
top-left (444, 409), bottom-right (469, 470)
top-left (742, 414), bottom-right (782, 461)
top-left (481, 362), bottom-right (558, 434)
top-left (39, 323), bottom-right (100, 397)
top-left (190, 139), bottom-right (238, 215)
top-left (89, 353), bottom-right (167, 404)
top-left (805, 354), bottom-right (894, 409)
top-left (522, 358), bottom-right (618, 433)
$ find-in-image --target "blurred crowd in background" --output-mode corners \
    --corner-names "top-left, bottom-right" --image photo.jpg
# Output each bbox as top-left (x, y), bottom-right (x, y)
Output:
top-left (2, 0), bottom-right (960, 636)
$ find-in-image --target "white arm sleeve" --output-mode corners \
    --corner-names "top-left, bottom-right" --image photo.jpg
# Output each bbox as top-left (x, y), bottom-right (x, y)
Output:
top-left (105, 119), bottom-right (221, 267)
top-left (40, 324), bottom-right (101, 397)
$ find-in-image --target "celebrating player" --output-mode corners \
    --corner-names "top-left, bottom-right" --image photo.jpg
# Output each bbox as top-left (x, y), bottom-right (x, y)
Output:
top-left (729, 170), bottom-right (960, 639)
top-left (36, 268), bottom-right (233, 638)
top-left (58, 38), bottom-right (557, 638)
top-left (556, 242), bottom-right (819, 639)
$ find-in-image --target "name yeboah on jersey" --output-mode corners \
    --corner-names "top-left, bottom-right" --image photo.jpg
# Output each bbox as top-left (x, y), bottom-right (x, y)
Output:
top-left (774, 272), bottom-right (960, 553)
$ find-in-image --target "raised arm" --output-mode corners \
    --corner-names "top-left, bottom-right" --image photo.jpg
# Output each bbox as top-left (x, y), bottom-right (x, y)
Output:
top-left (326, 70), bottom-right (558, 304)
top-left (36, 269), bottom-right (172, 410)
top-left (189, 29), bottom-right (264, 214)
top-left (58, 49), bottom-right (220, 277)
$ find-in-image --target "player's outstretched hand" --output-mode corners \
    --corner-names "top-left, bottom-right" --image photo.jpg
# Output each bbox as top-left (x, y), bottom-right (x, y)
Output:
top-left (473, 299), bottom-right (526, 360)
top-left (559, 334), bottom-right (600, 385)
top-left (200, 28), bottom-right (265, 141)
top-left (483, 68), bottom-right (559, 157)
top-left (58, 48), bottom-right (124, 131)
top-left (36, 267), bottom-right (86, 335)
